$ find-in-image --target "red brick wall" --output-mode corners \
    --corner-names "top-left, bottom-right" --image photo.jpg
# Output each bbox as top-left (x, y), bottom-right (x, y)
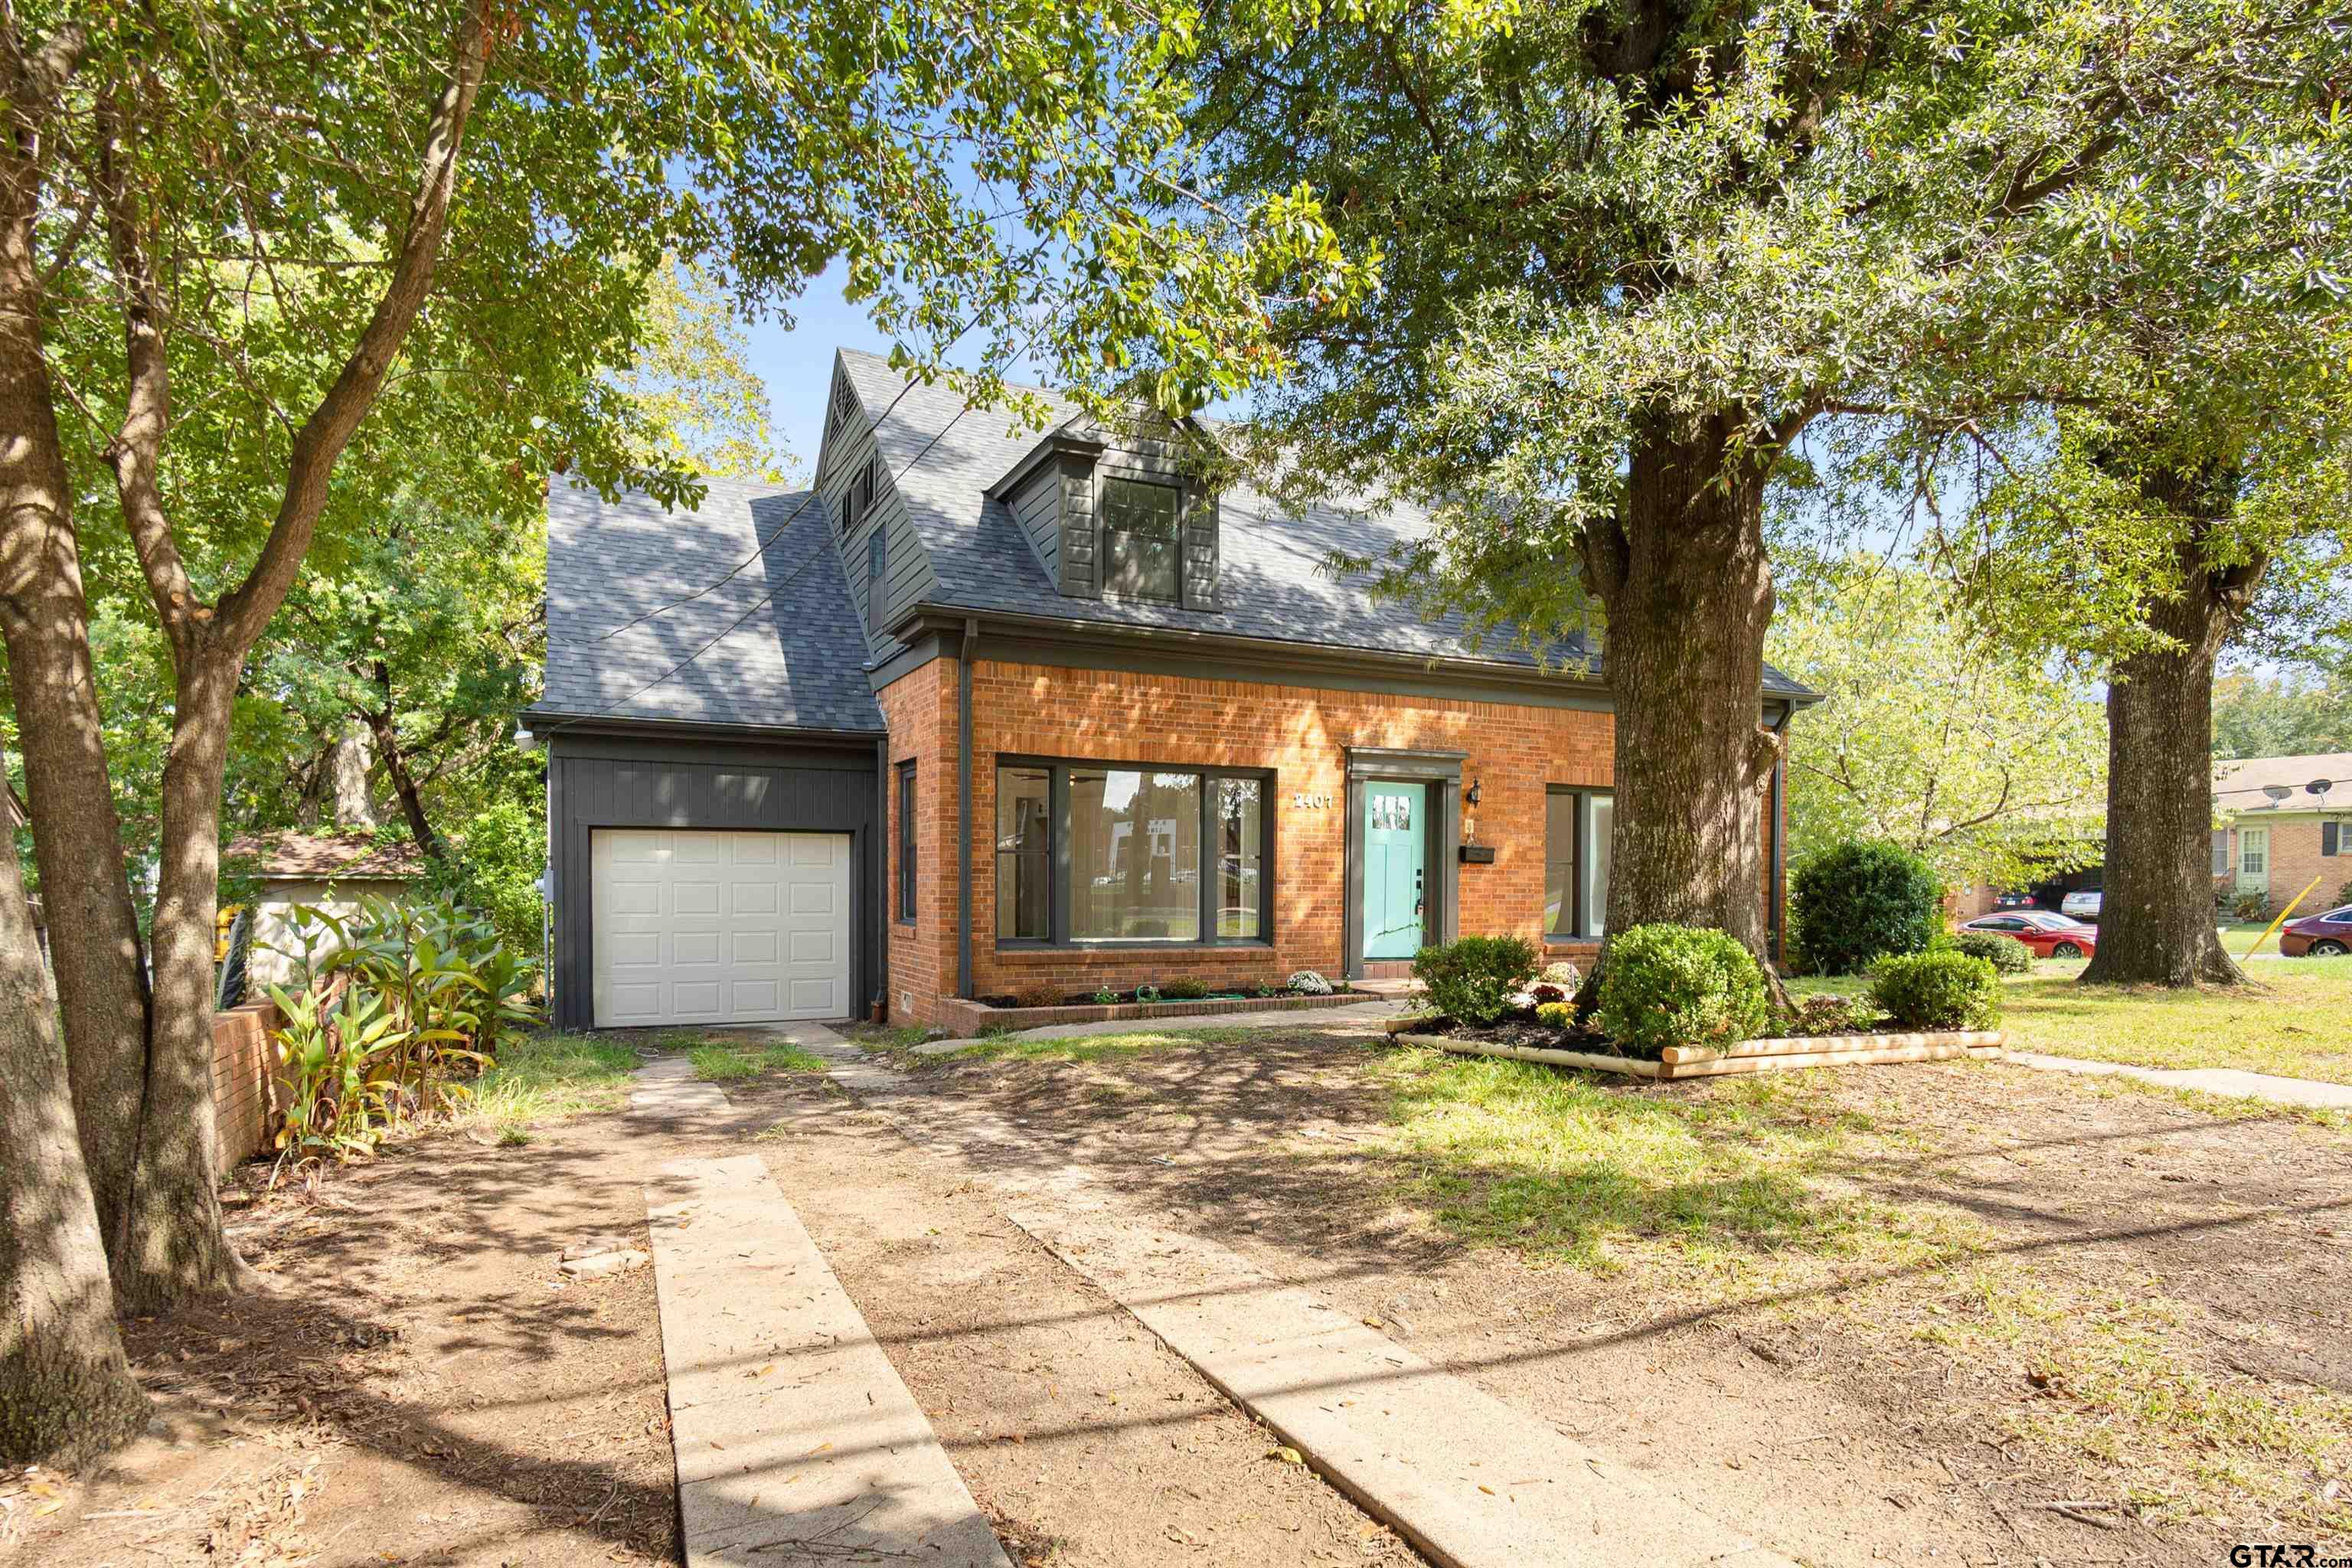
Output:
top-left (877, 656), bottom-right (1627, 1024)
top-left (2221, 817), bottom-right (2350, 915)
top-left (210, 1000), bottom-right (284, 1174)
top-left (878, 658), bottom-right (958, 1021)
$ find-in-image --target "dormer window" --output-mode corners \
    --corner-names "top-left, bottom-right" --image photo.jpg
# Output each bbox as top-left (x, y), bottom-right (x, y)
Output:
top-left (1102, 478), bottom-right (1181, 603)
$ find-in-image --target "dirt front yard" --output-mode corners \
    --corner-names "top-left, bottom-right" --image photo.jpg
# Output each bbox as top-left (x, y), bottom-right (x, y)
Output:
top-left (865, 1030), bottom-right (2352, 1565)
top-left (1, 1118), bottom-right (680, 1567)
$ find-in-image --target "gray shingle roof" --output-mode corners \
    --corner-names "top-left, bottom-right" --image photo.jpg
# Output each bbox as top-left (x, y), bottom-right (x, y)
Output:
top-left (533, 475), bottom-right (884, 734)
top-left (837, 348), bottom-right (1815, 700)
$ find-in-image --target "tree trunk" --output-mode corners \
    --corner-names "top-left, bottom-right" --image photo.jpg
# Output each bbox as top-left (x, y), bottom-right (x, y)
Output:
top-left (2079, 475), bottom-right (2264, 988)
top-left (0, 743), bottom-right (149, 1468)
top-left (364, 684), bottom-right (442, 861)
top-left (1578, 410), bottom-right (1787, 996)
top-left (328, 724), bottom-right (377, 829)
top-left (106, 652), bottom-right (247, 1311)
top-left (0, 127), bottom-right (156, 1270)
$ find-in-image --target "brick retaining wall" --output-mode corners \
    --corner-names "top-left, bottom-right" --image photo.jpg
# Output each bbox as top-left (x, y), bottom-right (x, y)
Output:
top-left (211, 1000), bottom-right (285, 1174)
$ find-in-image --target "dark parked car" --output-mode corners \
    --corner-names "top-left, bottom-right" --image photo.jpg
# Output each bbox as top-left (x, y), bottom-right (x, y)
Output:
top-left (1957, 910), bottom-right (2099, 959)
top-left (2279, 906), bottom-right (2352, 958)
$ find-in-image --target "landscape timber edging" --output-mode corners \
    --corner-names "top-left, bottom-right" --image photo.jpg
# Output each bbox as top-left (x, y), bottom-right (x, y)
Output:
top-left (1396, 1028), bottom-right (2005, 1081)
top-left (933, 988), bottom-right (1360, 1037)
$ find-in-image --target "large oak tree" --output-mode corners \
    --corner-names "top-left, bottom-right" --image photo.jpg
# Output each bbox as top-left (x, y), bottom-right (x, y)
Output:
top-left (1056, 0), bottom-right (2352, 985)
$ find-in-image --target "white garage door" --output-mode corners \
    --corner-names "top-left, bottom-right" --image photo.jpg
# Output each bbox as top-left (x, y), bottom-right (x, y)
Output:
top-left (591, 829), bottom-right (850, 1027)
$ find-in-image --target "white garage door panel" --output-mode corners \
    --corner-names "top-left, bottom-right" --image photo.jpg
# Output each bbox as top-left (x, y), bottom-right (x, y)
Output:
top-left (591, 829), bottom-right (850, 1027)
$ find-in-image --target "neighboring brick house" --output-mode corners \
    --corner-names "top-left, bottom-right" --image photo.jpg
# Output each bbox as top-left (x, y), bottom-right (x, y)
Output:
top-left (2211, 751), bottom-right (2352, 915)
top-left (525, 349), bottom-right (1818, 1031)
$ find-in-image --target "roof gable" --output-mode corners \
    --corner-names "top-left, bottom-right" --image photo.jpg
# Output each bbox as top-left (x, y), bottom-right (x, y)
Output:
top-left (534, 475), bottom-right (884, 734)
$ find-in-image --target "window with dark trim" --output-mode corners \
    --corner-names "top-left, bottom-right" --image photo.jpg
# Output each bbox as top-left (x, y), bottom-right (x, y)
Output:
top-left (2324, 820), bottom-right (2341, 857)
top-left (993, 759), bottom-right (1273, 945)
top-left (1101, 478), bottom-right (1181, 602)
top-left (1544, 786), bottom-right (1613, 939)
top-left (896, 762), bottom-right (917, 922)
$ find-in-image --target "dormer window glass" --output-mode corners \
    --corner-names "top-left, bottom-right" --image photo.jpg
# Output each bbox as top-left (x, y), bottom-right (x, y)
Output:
top-left (1102, 478), bottom-right (1181, 603)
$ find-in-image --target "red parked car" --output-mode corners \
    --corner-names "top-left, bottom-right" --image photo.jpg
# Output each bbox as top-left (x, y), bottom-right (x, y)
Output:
top-left (2279, 906), bottom-right (2352, 958)
top-left (1957, 910), bottom-right (2099, 959)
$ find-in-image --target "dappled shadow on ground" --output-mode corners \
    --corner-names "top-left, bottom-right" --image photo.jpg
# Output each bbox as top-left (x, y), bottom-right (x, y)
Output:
top-left (14, 1125), bottom-right (684, 1567)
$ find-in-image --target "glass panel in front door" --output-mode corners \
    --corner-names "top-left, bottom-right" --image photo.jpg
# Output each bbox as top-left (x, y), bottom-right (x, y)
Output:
top-left (1364, 782), bottom-right (1427, 959)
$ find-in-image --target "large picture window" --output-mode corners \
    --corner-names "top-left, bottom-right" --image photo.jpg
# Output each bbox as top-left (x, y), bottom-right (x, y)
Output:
top-left (1101, 478), bottom-right (1181, 602)
top-left (1544, 786), bottom-right (1612, 939)
top-left (994, 760), bottom-right (1272, 945)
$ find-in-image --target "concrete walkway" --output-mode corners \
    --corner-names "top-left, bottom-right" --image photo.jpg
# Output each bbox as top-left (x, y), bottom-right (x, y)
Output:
top-left (632, 1057), bottom-right (1009, 1568)
top-left (781, 1028), bottom-right (1797, 1568)
top-left (912, 995), bottom-right (1406, 1054)
top-left (2007, 1050), bottom-right (2352, 1111)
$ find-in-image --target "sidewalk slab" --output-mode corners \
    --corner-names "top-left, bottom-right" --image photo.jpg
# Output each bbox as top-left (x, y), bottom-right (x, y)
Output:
top-left (645, 1152), bottom-right (1009, 1568)
top-left (811, 1054), bottom-right (1796, 1568)
top-left (2008, 1050), bottom-right (2352, 1110)
top-left (997, 1193), bottom-right (1796, 1568)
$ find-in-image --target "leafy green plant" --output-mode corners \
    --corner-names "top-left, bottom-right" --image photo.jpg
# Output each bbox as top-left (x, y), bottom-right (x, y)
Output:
top-left (266, 982), bottom-right (408, 1175)
top-left (1160, 976), bottom-right (1210, 1001)
top-left (1594, 924), bottom-right (1769, 1058)
top-left (1869, 951), bottom-right (2001, 1030)
top-left (268, 891), bottom-right (542, 1130)
top-left (1094, 984), bottom-right (1119, 1004)
top-left (1947, 929), bottom-right (2034, 973)
top-left (1411, 935), bottom-right (1537, 1026)
top-left (2230, 889), bottom-right (2273, 923)
top-left (1789, 841), bottom-right (1945, 975)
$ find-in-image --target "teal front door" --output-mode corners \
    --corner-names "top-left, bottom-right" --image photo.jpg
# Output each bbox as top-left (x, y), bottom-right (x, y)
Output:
top-left (1363, 782), bottom-right (1427, 960)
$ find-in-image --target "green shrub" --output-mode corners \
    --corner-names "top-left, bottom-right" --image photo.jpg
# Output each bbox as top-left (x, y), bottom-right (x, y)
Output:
top-left (1534, 1001), bottom-right (1576, 1030)
top-left (1789, 841), bottom-right (1944, 975)
top-left (1947, 929), bottom-right (2034, 974)
top-left (423, 800), bottom-right (546, 956)
top-left (2230, 889), bottom-right (2272, 923)
top-left (1160, 976), bottom-right (1211, 1001)
top-left (2337, 876), bottom-right (2352, 908)
top-left (1869, 951), bottom-right (2001, 1030)
top-left (1411, 935), bottom-right (1538, 1025)
top-left (1594, 924), bottom-right (1769, 1058)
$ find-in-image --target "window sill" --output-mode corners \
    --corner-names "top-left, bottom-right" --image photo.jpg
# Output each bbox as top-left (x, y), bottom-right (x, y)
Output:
top-left (994, 939), bottom-right (1276, 956)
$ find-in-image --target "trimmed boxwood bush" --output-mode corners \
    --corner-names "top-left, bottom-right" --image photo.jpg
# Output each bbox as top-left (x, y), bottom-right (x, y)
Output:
top-left (1868, 950), bottom-right (2001, 1029)
top-left (1946, 929), bottom-right (2034, 974)
top-left (1412, 935), bottom-right (1537, 1025)
top-left (1594, 923), bottom-right (1769, 1058)
top-left (1790, 840), bottom-right (1945, 975)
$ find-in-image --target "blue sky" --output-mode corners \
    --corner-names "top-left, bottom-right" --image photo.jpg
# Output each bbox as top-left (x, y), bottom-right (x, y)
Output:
top-left (740, 260), bottom-right (1062, 478)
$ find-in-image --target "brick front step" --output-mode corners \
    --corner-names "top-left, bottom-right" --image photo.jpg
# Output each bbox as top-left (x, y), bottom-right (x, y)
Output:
top-left (933, 988), bottom-right (1362, 1037)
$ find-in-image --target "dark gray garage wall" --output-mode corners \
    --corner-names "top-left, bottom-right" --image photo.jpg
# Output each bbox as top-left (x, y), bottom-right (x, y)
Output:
top-left (547, 729), bottom-right (880, 1030)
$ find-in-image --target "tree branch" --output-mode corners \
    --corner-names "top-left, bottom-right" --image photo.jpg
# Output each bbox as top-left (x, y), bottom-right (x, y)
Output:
top-left (215, 2), bottom-right (495, 653)
top-left (93, 93), bottom-right (201, 644)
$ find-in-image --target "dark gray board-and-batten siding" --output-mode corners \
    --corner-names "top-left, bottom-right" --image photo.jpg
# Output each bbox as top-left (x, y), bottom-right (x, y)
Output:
top-left (546, 730), bottom-right (881, 1031)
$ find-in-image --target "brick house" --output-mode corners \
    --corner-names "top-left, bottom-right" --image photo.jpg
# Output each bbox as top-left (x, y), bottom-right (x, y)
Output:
top-left (525, 350), bottom-right (1818, 1031)
top-left (2211, 751), bottom-right (2352, 916)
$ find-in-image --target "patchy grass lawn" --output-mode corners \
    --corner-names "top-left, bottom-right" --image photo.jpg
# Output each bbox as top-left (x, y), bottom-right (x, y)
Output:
top-left (1798, 956), bottom-right (2352, 1085)
top-left (462, 1030), bottom-right (645, 1142)
top-left (904, 1031), bottom-right (2352, 1545)
top-left (946, 1024), bottom-right (1260, 1063)
top-left (688, 1037), bottom-right (829, 1080)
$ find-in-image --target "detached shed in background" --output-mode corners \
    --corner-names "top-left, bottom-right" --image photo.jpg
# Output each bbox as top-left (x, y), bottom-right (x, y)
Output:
top-left (220, 831), bottom-right (426, 990)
